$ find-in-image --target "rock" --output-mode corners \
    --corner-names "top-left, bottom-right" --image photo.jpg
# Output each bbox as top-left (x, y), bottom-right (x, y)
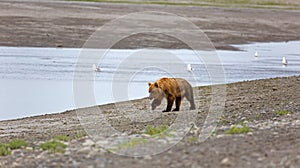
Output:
top-left (141, 134), bottom-right (152, 138)
top-left (77, 146), bottom-right (91, 154)
top-left (220, 157), bottom-right (231, 166)
top-left (216, 134), bottom-right (226, 138)
top-left (25, 147), bottom-right (34, 151)
top-left (83, 139), bottom-right (95, 147)
top-left (143, 155), bottom-right (152, 160)
top-left (235, 124), bottom-right (244, 129)
top-left (56, 44), bottom-right (63, 47)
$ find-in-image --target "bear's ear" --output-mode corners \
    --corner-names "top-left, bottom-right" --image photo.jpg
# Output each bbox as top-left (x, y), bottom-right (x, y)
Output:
top-left (148, 82), bottom-right (152, 86)
top-left (154, 82), bottom-right (159, 87)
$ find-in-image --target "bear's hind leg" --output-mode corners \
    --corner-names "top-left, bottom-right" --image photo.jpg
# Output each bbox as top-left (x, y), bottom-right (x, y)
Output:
top-left (186, 93), bottom-right (196, 110)
top-left (172, 97), bottom-right (181, 111)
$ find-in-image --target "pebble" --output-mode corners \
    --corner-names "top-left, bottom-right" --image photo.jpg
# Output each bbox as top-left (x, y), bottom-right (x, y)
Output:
top-left (247, 132), bottom-right (253, 135)
top-left (77, 146), bottom-right (91, 154)
top-left (143, 155), bottom-right (152, 160)
top-left (220, 157), bottom-right (231, 166)
top-left (216, 134), bottom-right (226, 138)
top-left (257, 157), bottom-right (264, 162)
top-left (235, 124), bottom-right (244, 128)
top-left (83, 139), bottom-right (95, 146)
top-left (25, 147), bottom-right (34, 151)
top-left (141, 134), bottom-right (151, 138)
top-left (96, 140), bottom-right (110, 146)
top-left (240, 155), bottom-right (250, 161)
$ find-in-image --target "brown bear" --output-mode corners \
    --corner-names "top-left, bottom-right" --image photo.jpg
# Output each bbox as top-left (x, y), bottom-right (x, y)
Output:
top-left (148, 77), bottom-right (196, 112)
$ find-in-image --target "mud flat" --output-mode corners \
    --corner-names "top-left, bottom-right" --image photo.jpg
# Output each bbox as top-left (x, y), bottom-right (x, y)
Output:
top-left (1, 1), bottom-right (300, 167)
top-left (1, 0), bottom-right (300, 50)
top-left (0, 75), bottom-right (299, 167)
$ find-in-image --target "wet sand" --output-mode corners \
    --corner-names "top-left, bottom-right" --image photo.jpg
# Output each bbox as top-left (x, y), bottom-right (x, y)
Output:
top-left (1, 1), bottom-right (300, 50)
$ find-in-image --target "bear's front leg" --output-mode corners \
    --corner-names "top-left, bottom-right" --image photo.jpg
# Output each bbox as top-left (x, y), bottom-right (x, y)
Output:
top-left (172, 97), bottom-right (181, 111)
top-left (163, 96), bottom-right (175, 112)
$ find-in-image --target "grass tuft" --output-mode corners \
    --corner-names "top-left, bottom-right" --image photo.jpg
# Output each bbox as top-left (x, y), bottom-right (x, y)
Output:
top-left (108, 138), bottom-right (148, 152)
top-left (0, 143), bottom-right (11, 156)
top-left (8, 139), bottom-right (28, 150)
top-left (225, 124), bottom-right (250, 134)
top-left (40, 141), bottom-right (67, 153)
top-left (187, 136), bottom-right (198, 143)
top-left (118, 138), bottom-right (148, 149)
top-left (275, 110), bottom-right (290, 116)
top-left (145, 125), bottom-right (169, 136)
top-left (53, 135), bottom-right (70, 142)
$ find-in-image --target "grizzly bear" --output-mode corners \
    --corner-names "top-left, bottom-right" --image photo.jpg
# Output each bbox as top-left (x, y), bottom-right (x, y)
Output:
top-left (148, 77), bottom-right (195, 112)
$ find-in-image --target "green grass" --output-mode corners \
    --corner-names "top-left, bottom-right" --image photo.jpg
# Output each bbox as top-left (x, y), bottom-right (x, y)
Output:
top-left (145, 125), bottom-right (169, 136)
top-left (118, 138), bottom-right (148, 149)
top-left (0, 139), bottom-right (28, 156)
top-left (0, 143), bottom-right (11, 156)
top-left (109, 138), bottom-right (149, 152)
top-left (275, 110), bottom-right (290, 116)
top-left (225, 124), bottom-right (250, 134)
top-left (187, 136), bottom-right (198, 143)
top-left (53, 135), bottom-right (70, 142)
top-left (39, 141), bottom-right (67, 153)
top-left (8, 139), bottom-right (28, 150)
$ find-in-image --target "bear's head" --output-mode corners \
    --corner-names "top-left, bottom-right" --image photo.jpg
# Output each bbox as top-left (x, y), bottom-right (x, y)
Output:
top-left (148, 82), bottom-right (165, 110)
top-left (148, 82), bottom-right (164, 100)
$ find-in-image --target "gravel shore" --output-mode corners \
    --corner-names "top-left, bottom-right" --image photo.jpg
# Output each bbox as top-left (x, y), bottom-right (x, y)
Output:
top-left (0, 76), bottom-right (299, 167)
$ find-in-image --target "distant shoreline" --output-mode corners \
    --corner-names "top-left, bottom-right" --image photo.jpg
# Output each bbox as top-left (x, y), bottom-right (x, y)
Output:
top-left (0, 1), bottom-right (300, 50)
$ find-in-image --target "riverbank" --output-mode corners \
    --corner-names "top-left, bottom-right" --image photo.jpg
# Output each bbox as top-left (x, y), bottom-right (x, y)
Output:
top-left (0, 76), bottom-right (299, 167)
top-left (1, 1), bottom-right (300, 50)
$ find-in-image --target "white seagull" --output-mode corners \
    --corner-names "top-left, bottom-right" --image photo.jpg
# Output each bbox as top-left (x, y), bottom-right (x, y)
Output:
top-left (92, 64), bottom-right (101, 72)
top-left (254, 51), bottom-right (258, 57)
top-left (282, 57), bottom-right (288, 66)
top-left (187, 64), bottom-right (192, 72)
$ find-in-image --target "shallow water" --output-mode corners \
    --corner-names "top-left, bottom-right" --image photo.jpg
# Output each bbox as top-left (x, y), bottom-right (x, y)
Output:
top-left (0, 41), bottom-right (299, 121)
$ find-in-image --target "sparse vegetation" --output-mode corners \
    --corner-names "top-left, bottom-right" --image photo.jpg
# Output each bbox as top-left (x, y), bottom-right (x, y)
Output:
top-left (275, 110), bottom-right (290, 116)
top-left (74, 131), bottom-right (88, 139)
top-left (53, 135), bottom-right (70, 142)
top-left (118, 138), bottom-right (148, 149)
top-left (225, 124), bottom-right (251, 134)
top-left (0, 143), bottom-right (11, 156)
top-left (108, 138), bottom-right (149, 152)
top-left (8, 139), bottom-right (28, 149)
top-left (187, 136), bottom-right (198, 143)
top-left (39, 141), bottom-right (67, 153)
top-left (145, 125), bottom-right (169, 136)
top-left (0, 139), bottom-right (28, 156)
top-left (144, 125), bottom-right (175, 138)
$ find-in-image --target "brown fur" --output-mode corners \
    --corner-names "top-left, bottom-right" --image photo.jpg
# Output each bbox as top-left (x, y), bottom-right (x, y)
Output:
top-left (148, 78), bottom-right (195, 112)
